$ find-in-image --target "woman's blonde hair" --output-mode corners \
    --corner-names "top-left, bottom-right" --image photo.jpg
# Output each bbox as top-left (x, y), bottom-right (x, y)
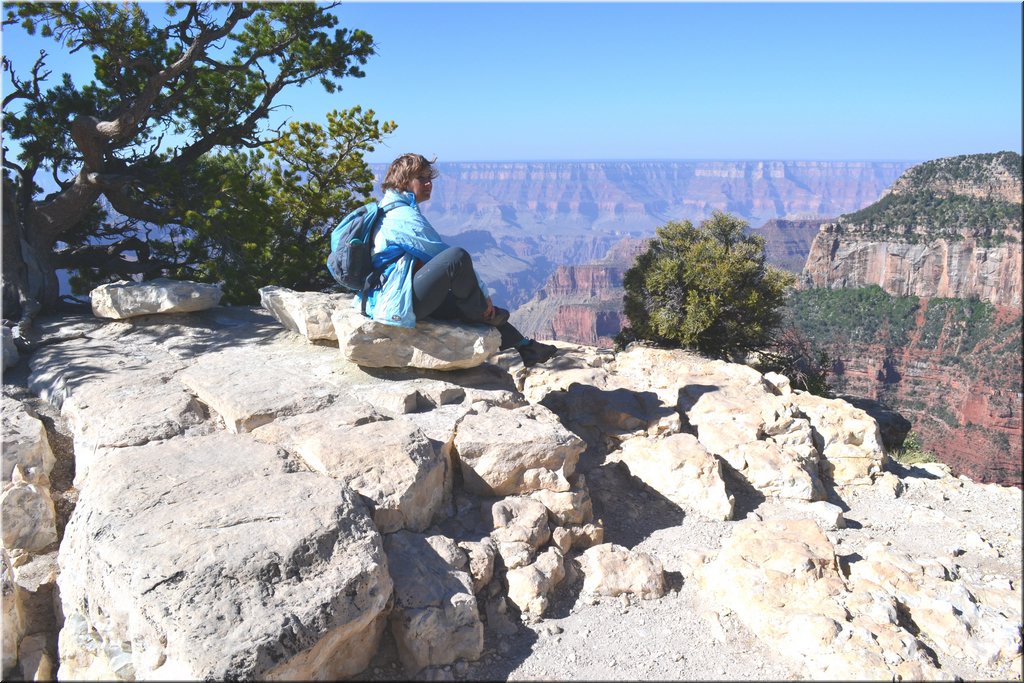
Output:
top-left (381, 153), bottom-right (439, 192)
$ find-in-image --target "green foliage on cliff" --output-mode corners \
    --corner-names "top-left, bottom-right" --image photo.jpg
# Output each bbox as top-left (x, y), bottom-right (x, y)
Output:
top-left (915, 297), bottom-right (995, 353)
top-left (836, 151), bottom-right (1022, 245)
top-left (784, 285), bottom-right (920, 347)
top-left (840, 193), bottom-right (1020, 245)
top-left (904, 150), bottom-right (1022, 185)
top-left (617, 211), bottom-right (795, 359)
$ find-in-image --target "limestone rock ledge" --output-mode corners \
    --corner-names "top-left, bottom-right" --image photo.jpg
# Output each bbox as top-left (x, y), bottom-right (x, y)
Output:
top-left (8, 305), bottom-right (1020, 681)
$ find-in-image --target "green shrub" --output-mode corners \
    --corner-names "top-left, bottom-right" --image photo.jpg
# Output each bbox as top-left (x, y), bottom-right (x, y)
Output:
top-left (617, 211), bottom-right (795, 360)
top-left (891, 431), bottom-right (938, 465)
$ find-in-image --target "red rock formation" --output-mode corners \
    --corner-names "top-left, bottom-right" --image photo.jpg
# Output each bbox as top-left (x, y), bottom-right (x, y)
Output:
top-left (828, 303), bottom-right (1022, 486)
top-left (801, 152), bottom-right (1023, 307)
top-left (512, 239), bottom-right (643, 346)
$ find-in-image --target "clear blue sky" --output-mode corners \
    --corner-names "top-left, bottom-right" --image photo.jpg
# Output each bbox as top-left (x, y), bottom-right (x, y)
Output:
top-left (2, 2), bottom-right (1022, 163)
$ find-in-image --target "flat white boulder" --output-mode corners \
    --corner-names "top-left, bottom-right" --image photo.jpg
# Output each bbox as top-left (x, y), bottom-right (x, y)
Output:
top-left (332, 307), bottom-right (500, 370)
top-left (57, 432), bottom-right (392, 681)
top-left (258, 286), bottom-right (353, 341)
top-left (90, 278), bottom-right (223, 319)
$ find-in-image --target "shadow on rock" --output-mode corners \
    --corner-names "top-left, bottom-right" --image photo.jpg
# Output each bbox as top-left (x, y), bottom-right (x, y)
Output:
top-left (717, 457), bottom-right (767, 520)
top-left (586, 461), bottom-right (686, 548)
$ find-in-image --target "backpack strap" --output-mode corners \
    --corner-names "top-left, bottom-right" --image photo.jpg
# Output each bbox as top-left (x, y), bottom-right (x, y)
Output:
top-left (358, 196), bottom-right (411, 316)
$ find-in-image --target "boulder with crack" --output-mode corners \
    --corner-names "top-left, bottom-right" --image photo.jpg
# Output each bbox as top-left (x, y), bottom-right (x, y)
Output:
top-left (177, 347), bottom-right (342, 433)
top-left (383, 531), bottom-right (483, 674)
top-left (251, 411), bottom-right (447, 533)
top-left (57, 432), bottom-right (392, 680)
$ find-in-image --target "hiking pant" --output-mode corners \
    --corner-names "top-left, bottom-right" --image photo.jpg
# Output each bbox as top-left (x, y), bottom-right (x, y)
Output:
top-left (412, 246), bottom-right (525, 350)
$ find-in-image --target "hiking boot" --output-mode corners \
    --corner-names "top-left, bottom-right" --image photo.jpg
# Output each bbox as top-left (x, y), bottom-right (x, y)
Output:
top-left (517, 339), bottom-right (557, 367)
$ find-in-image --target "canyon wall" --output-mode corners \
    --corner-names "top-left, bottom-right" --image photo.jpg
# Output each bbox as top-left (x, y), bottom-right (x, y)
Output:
top-left (802, 151), bottom-right (1022, 307)
top-left (802, 229), bottom-right (1022, 308)
top-left (786, 288), bottom-right (1022, 486)
top-left (793, 152), bottom-right (1023, 486)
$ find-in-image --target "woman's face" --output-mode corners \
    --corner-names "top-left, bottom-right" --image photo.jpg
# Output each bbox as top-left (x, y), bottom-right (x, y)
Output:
top-left (408, 170), bottom-right (433, 204)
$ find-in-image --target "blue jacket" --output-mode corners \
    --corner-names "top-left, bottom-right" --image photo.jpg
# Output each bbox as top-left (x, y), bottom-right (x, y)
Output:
top-left (359, 189), bottom-right (489, 327)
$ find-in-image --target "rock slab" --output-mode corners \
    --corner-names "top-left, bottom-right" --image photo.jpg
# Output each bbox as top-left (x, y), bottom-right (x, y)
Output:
top-left (259, 286), bottom-right (352, 342)
top-left (90, 278), bottom-right (223, 319)
top-left (57, 432), bottom-right (392, 680)
top-left (332, 307), bottom-right (500, 370)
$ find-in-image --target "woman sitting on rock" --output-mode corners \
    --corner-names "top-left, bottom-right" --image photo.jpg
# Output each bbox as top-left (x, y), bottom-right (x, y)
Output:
top-left (360, 152), bottom-right (558, 367)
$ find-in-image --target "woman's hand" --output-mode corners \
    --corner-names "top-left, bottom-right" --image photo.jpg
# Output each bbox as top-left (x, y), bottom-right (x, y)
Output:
top-left (482, 298), bottom-right (495, 321)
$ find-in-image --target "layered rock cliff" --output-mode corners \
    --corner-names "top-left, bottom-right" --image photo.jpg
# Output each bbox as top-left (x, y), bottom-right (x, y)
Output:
top-left (802, 151), bottom-right (1023, 307)
top-left (513, 239), bottom-right (648, 347)
top-left (792, 152), bottom-right (1024, 486)
top-left (373, 160), bottom-right (912, 234)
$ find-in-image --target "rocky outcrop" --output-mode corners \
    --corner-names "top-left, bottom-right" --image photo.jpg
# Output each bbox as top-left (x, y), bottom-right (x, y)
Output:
top-left (90, 278), bottom-right (223, 319)
top-left (2, 298), bottom-right (1020, 681)
top-left (802, 230), bottom-right (1023, 307)
top-left (802, 152), bottom-right (1023, 307)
